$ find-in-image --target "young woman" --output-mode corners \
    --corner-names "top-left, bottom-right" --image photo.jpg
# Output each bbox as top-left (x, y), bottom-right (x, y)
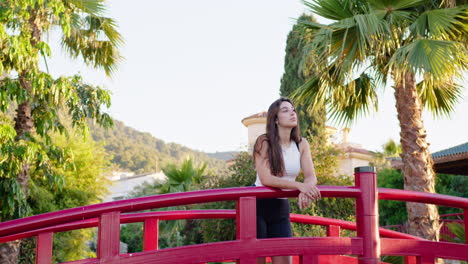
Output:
top-left (253, 97), bottom-right (321, 264)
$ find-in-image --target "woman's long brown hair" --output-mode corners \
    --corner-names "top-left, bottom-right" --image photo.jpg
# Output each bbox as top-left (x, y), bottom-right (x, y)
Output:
top-left (253, 97), bottom-right (302, 176)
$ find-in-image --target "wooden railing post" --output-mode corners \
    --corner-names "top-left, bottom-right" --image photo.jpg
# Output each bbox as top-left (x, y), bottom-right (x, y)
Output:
top-left (35, 232), bottom-right (53, 264)
top-left (236, 196), bottom-right (257, 264)
top-left (98, 211), bottom-right (121, 263)
top-left (464, 209), bottom-right (468, 245)
top-left (143, 218), bottom-right (159, 251)
top-left (327, 225), bottom-right (341, 237)
top-left (355, 166), bottom-right (381, 264)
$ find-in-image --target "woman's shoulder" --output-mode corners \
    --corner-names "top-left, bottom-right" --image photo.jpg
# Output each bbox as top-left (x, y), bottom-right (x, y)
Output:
top-left (298, 137), bottom-right (310, 151)
top-left (254, 134), bottom-right (269, 153)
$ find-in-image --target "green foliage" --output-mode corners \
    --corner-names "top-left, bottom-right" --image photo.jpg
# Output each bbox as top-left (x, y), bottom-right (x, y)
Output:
top-left (280, 13), bottom-right (327, 144)
top-left (18, 130), bottom-right (111, 263)
top-left (0, 0), bottom-right (120, 224)
top-left (294, 0), bottom-right (467, 125)
top-left (377, 168), bottom-right (407, 226)
top-left (161, 159), bottom-right (206, 193)
top-left (0, 117), bottom-right (74, 220)
top-left (436, 173), bottom-right (468, 215)
top-left (120, 223), bottom-right (143, 253)
top-left (440, 222), bottom-right (466, 244)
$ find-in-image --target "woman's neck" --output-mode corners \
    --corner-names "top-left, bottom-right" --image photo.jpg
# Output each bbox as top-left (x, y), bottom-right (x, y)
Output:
top-left (278, 126), bottom-right (292, 146)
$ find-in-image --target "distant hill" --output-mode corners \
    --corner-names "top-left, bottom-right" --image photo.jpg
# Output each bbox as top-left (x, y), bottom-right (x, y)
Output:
top-left (89, 119), bottom-right (229, 175)
top-left (206, 151), bottom-right (239, 161)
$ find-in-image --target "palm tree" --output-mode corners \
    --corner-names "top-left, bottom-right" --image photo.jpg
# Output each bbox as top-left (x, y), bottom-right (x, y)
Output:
top-left (293, 0), bottom-right (467, 241)
top-left (160, 158), bottom-right (206, 194)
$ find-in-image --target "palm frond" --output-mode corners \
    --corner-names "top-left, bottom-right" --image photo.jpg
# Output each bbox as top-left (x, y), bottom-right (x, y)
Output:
top-left (65, 0), bottom-right (106, 16)
top-left (410, 7), bottom-right (468, 38)
top-left (292, 73), bottom-right (379, 126)
top-left (367, 0), bottom-right (428, 10)
top-left (290, 77), bottom-right (325, 113)
top-left (327, 73), bottom-right (379, 125)
top-left (304, 0), bottom-right (355, 21)
top-left (305, 10), bottom-right (388, 79)
top-left (61, 15), bottom-right (123, 76)
top-left (389, 39), bottom-right (467, 81)
top-left (297, 19), bottom-right (331, 31)
top-left (440, 222), bottom-right (466, 243)
top-left (417, 76), bottom-right (463, 117)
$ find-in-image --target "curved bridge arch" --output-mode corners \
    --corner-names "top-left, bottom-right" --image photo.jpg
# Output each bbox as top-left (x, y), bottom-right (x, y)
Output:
top-left (0, 167), bottom-right (467, 264)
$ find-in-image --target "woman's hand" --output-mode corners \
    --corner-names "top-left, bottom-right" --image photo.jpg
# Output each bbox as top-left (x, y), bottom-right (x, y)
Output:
top-left (298, 192), bottom-right (312, 209)
top-left (297, 182), bottom-right (321, 200)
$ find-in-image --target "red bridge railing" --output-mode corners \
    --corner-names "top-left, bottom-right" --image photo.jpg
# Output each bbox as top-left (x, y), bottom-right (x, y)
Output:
top-left (0, 167), bottom-right (467, 264)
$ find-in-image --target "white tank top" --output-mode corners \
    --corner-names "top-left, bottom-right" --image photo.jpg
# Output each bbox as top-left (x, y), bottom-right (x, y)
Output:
top-left (254, 140), bottom-right (301, 188)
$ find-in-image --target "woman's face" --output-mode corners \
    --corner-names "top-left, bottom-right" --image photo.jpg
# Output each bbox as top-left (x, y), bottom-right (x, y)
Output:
top-left (276, 101), bottom-right (297, 128)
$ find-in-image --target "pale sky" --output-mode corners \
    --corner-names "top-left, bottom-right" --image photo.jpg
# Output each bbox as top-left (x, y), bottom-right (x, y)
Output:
top-left (43, 0), bottom-right (468, 154)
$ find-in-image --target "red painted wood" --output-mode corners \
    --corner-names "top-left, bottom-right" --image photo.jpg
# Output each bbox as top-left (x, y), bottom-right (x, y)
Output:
top-left (98, 212), bottom-right (121, 262)
top-left (355, 168), bottom-right (381, 264)
top-left (381, 238), bottom-right (468, 261)
top-left (116, 237), bottom-right (362, 264)
top-left (378, 188), bottom-right (468, 208)
top-left (236, 197), bottom-right (256, 240)
top-left (0, 211), bottom-right (423, 243)
top-left (404, 256), bottom-right (417, 264)
top-left (416, 256), bottom-right (434, 264)
top-left (299, 254), bottom-right (319, 264)
top-left (2, 185), bottom-right (465, 239)
top-left (318, 255), bottom-right (358, 264)
top-left (36, 232), bottom-right (53, 264)
top-left (464, 209), bottom-right (468, 244)
top-left (0, 186), bottom-right (360, 237)
top-left (143, 218), bottom-right (158, 251)
top-left (327, 225), bottom-right (340, 237)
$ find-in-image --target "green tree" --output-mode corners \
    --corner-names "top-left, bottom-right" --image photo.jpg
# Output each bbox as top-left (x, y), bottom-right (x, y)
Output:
top-left (280, 14), bottom-right (326, 138)
top-left (0, 0), bottom-right (122, 261)
top-left (280, 13), bottom-right (333, 167)
top-left (293, 0), bottom-right (467, 241)
top-left (17, 129), bottom-right (111, 263)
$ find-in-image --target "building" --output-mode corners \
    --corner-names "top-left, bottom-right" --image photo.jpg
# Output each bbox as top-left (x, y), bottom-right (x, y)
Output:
top-left (391, 142), bottom-right (468, 176)
top-left (103, 171), bottom-right (167, 202)
top-left (241, 112), bottom-right (374, 177)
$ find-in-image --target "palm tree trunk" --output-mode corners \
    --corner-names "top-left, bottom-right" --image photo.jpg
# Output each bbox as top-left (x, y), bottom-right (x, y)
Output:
top-left (393, 72), bottom-right (441, 241)
top-left (14, 73), bottom-right (34, 189)
top-left (0, 240), bottom-right (20, 264)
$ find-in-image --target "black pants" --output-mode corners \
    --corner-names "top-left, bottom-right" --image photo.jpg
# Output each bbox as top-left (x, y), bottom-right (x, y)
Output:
top-left (256, 198), bottom-right (292, 238)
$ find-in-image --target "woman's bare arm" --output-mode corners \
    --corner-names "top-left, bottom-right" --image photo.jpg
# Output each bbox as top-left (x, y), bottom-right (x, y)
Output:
top-left (299, 139), bottom-right (321, 199)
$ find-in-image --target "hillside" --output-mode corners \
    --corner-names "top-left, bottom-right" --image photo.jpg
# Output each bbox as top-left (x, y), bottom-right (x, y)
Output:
top-left (206, 151), bottom-right (239, 161)
top-left (89, 120), bottom-right (229, 174)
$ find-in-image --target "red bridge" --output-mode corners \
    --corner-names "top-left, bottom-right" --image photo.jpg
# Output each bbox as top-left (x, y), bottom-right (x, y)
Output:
top-left (0, 167), bottom-right (467, 264)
